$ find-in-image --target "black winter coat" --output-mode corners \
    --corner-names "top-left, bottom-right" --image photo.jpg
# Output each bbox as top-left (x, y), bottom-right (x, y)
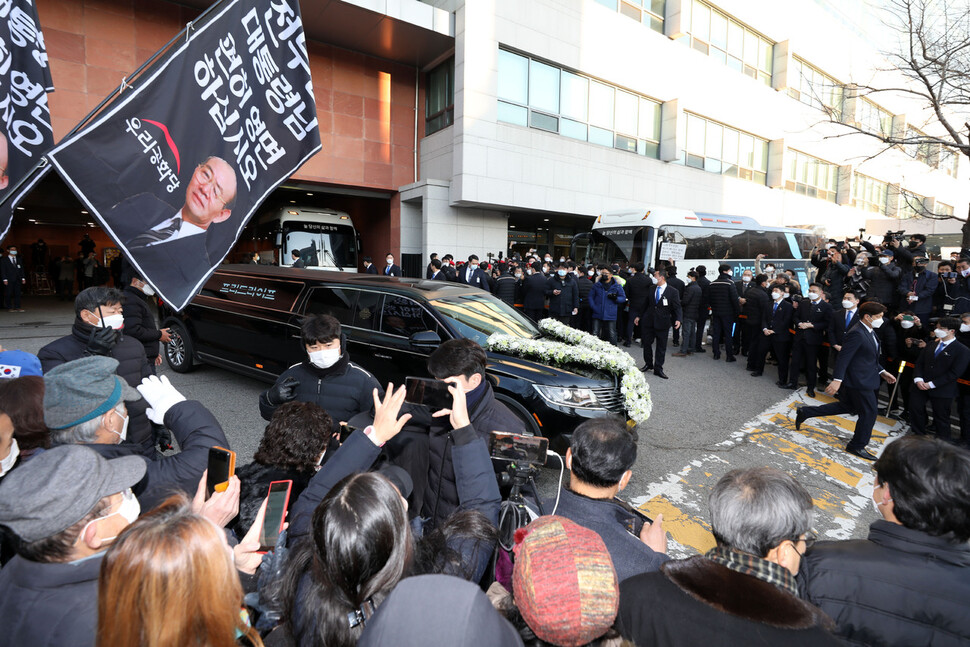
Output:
top-left (491, 273), bottom-right (519, 306)
top-left (258, 352), bottom-right (380, 430)
top-left (708, 274), bottom-right (740, 317)
top-left (864, 263), bottom-right (902, 308)
top-left (575, 276), bottom-right (593, 308)
top-left (520, 273), bottom-right (548, 310)
top-left (121, 285), bottom-right (162, 361)
top-left (545, 275), bottom-right (578, 316)
top-left (38, 322), bottom-right (154, 457)
top-left (624, 273), bottom-right (651, 312)
top-left (741, 285), bottom-right (770, 328)
top-left (681, 281), bottom-right (702, 321)
top-left (801, 520), bottom-right (970, 647)
top-left (695, 274), bottom-right (711, 312)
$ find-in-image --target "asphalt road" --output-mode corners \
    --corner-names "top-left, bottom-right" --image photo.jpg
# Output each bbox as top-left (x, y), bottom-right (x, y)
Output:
top-left (4, 296), bottom-right (891, 558)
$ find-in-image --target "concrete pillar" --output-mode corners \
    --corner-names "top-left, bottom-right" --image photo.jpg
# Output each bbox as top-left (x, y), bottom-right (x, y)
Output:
top-left (664, 0), bottom-right (686, 39)
top-left (771, 40), bottom-right (791, 93)
top-left (767, 139), bottom-right (786, 189)
top-left (659, 98), bottom-right (682, 163)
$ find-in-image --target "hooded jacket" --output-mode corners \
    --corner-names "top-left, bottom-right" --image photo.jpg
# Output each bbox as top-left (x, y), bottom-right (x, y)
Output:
top-left (589, 278), bottom-right (627, 321)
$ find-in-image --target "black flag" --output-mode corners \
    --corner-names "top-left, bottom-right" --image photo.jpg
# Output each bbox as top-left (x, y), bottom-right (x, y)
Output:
top-left (0, 0), bottom-right (55, 243)
top-left (48, 0), bottom-right (321, 310)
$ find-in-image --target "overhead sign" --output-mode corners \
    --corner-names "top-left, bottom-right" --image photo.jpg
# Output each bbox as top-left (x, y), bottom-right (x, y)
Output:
top-left (47, 0), bottom-right (321, 310)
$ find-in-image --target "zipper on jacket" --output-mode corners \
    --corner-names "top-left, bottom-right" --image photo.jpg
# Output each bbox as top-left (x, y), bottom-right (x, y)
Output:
top-left (317, 379), bottom-right (321, 396)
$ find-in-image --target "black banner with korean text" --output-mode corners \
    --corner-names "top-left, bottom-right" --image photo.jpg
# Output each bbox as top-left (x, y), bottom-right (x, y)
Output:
top-left (48, 0), bottom-right (320, 310)
top-left (0, 0), bottom-right (55, 243)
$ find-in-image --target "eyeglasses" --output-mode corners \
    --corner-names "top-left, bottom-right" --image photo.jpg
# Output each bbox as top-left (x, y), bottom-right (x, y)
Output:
top-left (792, 530), bottom-right (818, 555)
top-left (195, 164), bottom-right (226, 208)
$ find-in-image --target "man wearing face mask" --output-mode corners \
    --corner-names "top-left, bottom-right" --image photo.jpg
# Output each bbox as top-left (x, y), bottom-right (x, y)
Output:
top-left (41, 356), bottom-right (229, 510)
top-left (908, 317), bottom-right (970, 438)
top-left (898, 256), bottom-right (937, 323)
top-left (121, 271), bottom-right (171, 374)
top-left (38, 287), bottom-right (155, 457)
top-left (545, 263), bottom-right (579, 324)
top-left (622, 263), bottom-right (650, 346)
top-left (800, 436), bottom-right (970, 647)
top-left (259, 314), bottom-right (381, 434)
top-left (575, 265), bottom-right (595, 332)
top-left (522, 261), bottom-right (550, 323)
top-left (751, 284), bottom-right (794, 383)
top-left (708, 264), bottom-right (740, 362)
top-left (458, 253), bottom-right (491, 291)
top-left (794, 302), bottom-right (897, 460)
top-left (635, 270), bottom-right (681, 379)
top-left (782, 283), bottom-right (833, 397)
top-left (1, 245), bottom-right (26, 312)
top-left (0, 444), bottom-right (146, 647)
top-left (383, 253), bottom-right (402, 277)
top-left (863, 250), bottom-right (903, 311)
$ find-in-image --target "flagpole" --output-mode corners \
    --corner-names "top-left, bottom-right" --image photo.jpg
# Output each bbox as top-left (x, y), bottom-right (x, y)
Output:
top-left (0, 0), bottom-right (231, 214)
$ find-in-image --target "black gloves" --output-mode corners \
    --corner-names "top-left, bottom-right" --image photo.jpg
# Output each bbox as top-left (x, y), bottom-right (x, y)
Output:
top-left (267, 375), bottom-right (300, 406)
top-left (85, 326), bottom-right (118, 356)
top-left (607, 292), bottom-right (618, 301)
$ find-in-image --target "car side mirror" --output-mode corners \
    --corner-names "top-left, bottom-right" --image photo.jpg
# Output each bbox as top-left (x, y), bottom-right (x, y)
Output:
top-left (409, 330), bottom-right (441, 349)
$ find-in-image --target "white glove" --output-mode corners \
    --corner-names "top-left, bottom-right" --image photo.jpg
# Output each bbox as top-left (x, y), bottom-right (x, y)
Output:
top-left (137, 375), bottom-right (186, 424)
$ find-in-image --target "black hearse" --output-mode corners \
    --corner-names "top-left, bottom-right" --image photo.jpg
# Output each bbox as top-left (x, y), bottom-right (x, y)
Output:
top-left (161, 265), bottom-right (625, 444)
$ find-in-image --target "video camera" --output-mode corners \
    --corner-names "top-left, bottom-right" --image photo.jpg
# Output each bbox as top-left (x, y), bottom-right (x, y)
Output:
top-left (883, 230), bottom-right (906, 245)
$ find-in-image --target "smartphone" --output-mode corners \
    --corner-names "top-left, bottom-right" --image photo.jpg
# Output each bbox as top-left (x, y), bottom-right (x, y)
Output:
top-left (259, 480), bottom-right (292, 552)
top-left (488, 431), bottom-right (548, 465)
top-left (338, 422), bottom-right (356, 444)
top-left (206, 446), bottom-right (236, 497)
top-left (404, 377), bottom-right (454, 411)
top-left (614, 497), bottom-right (653, 537)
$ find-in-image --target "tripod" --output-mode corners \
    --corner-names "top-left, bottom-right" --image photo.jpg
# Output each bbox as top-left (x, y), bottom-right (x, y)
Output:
top-left (497, 462), bottom-right (543, 551)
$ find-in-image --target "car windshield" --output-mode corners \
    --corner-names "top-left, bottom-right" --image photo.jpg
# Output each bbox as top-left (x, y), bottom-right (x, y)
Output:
top-left (430, 293), bottom-right (540, 344)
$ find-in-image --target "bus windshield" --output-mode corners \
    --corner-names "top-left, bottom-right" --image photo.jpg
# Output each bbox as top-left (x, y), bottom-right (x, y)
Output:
top-left (283, 222), bottom-right (357, 268)
top-left (586, 228), bottom-right (649, 265)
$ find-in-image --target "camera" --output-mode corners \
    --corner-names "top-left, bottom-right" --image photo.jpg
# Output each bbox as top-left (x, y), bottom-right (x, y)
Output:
top-left (883, 230), bottom-right (906, 244)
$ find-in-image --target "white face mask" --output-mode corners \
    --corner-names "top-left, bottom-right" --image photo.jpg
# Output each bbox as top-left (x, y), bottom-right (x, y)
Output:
top-left (825, 243), bottom-right (834, 249)
top-left (8, 250), bottom-right (16, 256)
top-left (515, 273), bottom-right (523, 279)
top-left (934, 328), bottom-right (950, 339)
top-left (900, 320), bottom-right (914, 329)
top-left (742, 275), bottom-right (751, 282)
top-left (960, 323), bottom-right (970, 333)
top-left (98, 313), bottom-right (125, 330)
top-left (386, 259), bottom-right (393, 265)
top-left (469, 264), bottom-right (479, 271)
top-left (808, 292), bottom-right (820, 301)
top-left (962, 268), bottom-right (970, 278)
top-left (855, 260), bottom-right (866, 266)
top-left (559, 257), bottom-right (565, 263)
top-left (650, 276), bottom-right (659, 285)
top-left (772, 292), bottom-right (784, 301)
top-left (78, 488), bottom-right (141, 545)
top-left (870, 317), bottom-right (884, 329)
top-left (106, 410), bottom-right (129, 443)
top-left (726, 270), bottom-right (734, 276)
top-left (871, 484), bottom-right (891, 514)
top-left (765, 266), bottom-right (775, 273)
top-left (842, 300), bottom-right (855, 309)
top-left (309, 347), bottom-right (341, 369)
top-left (587, 270), bottom-right (594, 277)
top-left (140, 284), bottom-right (155, 296)
top-left (879, 257), bottom-right (890, 265)
top-left (0, 437), bottom-right (19, 476)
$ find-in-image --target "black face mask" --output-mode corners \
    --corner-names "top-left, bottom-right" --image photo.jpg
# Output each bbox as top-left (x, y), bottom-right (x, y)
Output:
top-left (909, 241), bottom-right (919, 248)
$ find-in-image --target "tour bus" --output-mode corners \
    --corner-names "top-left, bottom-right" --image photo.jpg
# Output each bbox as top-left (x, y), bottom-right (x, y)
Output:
top-left (571, 207), bottom-right (818, 286)
top-left (248, 207), bottom-right (361, 271)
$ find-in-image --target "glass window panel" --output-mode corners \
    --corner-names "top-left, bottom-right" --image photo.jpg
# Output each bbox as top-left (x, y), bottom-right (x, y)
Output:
top-left (686, 114), bottom-right (706, 154)
top-left (753, 170), bottom-right (766, 185)
top-left (705, 157), bottom-right (722, 173)
top-left (560, 71), bottom-right (588, 121)
top-left (722, 163), bottom-right (738, 177)
top-left (615, 90), bottom-right (639, 135)
top-left (787, 153), bottom-right (797, 180)
top-left (743, 29), bottom-right (759, 65)
top-left (589, 81), bottom-right (614, 129)
top-left (796, 154), bottom-right (807, 184)
top-left (722, 127), bottom-right (738, 165)
top-left (727, 21), bottom-right (744, 57)
top-left (497, 51), bottom-right (528, 104)
top-left (595, 0), bottom-right (617, 8)
top-left (754, 140), bottom-right (768, 171)
top-left (353, 291), bottom-right (382, 330)
top-left (560, 118), bottom-right (588, 141)
top-left (650, 0), bottom-right (665, 15)
top-left (686, 153), bottom-right (705, 169)
top-left (705, 121), bottom-right (722, 159)
top-left (615, 133), bottom-right (638, 152)
top-left (647, 14), bottom-right (664, 33)
top-left (638, 98), bottom-right (661, 140)
top-left (530, 111), bottom-right (559, 132)
top-left (640, 140), bottom-right (660, 158)
top-left (710, 48), bottom-right (726, 65)
top-left (692, 39), bottom-right (709, 55)
top-left (739, 133), bottom-right (754, 167)
top-left (710, 11), bottom-right (728, 50)
top-left (693, 0), bottom-right (710, 40)
top-left (759, 39), bottom-right (772, 73)
top-left (589, 126), bottom-right (614, 147)
top-left (529, 60), bottom-right (560, 114)
top-left (726, 56), bottom-right (743, 73)
top-left (497, 101), bottom-right (528, 126)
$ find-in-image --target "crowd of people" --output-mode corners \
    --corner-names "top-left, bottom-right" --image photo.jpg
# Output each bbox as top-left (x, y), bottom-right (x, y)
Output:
top-left (0, 273), bottom-right (966, 646)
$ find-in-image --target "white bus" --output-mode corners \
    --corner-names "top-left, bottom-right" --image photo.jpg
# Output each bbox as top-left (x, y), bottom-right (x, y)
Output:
top-left (251, 207), bottom-right (360, 272)
top-left (572, 207), bottom-right (818, 285)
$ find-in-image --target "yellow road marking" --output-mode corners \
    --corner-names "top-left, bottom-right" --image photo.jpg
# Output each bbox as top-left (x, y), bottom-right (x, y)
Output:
top-left (638, 496), bottom-right (716, 555)
top-left (784, 402), bottom-right (889, 440)
top-left (747, 430), bottom-right (864, 487)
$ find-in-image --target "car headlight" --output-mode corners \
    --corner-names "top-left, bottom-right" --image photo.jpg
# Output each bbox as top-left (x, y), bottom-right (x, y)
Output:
top-left (533, 385), bottom-right (601, 408)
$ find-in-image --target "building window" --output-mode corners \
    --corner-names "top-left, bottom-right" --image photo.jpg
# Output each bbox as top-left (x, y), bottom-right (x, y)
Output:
top-left (788, 57), bottom-right (843, 118)
top-left (906, 127), bottom-right (933, 166)
top-left (682, 112), bottom-right (767, 184)
top-left (497, 49), bottom-right (661, 158)
top-left (856, 98), bottom-right (893, 137)
top-left (937, 202), bottom-right (954, 217)
top-left (851, 173), bottom-right (889, 215)
top-left (785, 150), bottom-right (838, 202)
top-left (596, 0), bottom-right (665, 34)
top-left (940, 146), bottom-right (959, 177)
top-left (682, 0), bottom-right (772, 85)
top-left (426, 58), bottom-right (455, 135)
top-left (898, 190), bottom-right (926, 219)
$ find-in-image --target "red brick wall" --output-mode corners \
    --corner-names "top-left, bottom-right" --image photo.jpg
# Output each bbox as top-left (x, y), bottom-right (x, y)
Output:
top-left (35, 0), bottom-right (420, 258)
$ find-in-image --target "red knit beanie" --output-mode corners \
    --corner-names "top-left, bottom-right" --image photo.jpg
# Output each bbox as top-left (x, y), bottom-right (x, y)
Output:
top-left (512, 516), bottom-right (619, 647)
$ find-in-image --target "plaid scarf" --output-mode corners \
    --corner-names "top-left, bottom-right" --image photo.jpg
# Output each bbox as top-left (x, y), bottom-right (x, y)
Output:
top-left (705, 546), bottom-right (799, 597)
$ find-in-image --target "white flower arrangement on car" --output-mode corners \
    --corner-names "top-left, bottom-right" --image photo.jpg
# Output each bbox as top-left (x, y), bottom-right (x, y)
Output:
top-left (485, 318), bottom-right (652, 424)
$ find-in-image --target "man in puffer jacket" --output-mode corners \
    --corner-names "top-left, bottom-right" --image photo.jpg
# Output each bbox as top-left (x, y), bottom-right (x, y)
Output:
top-left (258, 314), bottom-right (381, 433)
top-left (589, 266), bottom-right (627, 346)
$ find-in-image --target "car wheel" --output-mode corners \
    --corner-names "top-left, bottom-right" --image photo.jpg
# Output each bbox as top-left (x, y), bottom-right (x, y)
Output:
top-left (165, 322), bottom-right (196, 373)
top-left (494, 393), bottom-right (541, 436)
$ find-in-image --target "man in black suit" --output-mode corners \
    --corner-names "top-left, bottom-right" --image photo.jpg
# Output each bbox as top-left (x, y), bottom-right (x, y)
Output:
top-left (752, 284), bottom-right (794, 382)
top-left (782, 283), bottom-right (833, 397)
top-left (383, 253), bottom-right (402, 277)
top-left (743, 274), bottom-right (770, 373)
top-left (635, 269), bottom-right (682, 379)
top-left (909, 317), bottom-right (970, 438)
top-left (428, 258), bottom-right (446, 281)
top-left (708, 264), bottom-right (740, 362)
top-left (426, 253), bottom-right (439, 279)
top-left (829, 291), bottom-right (860, 362)
top-left (1, 245), bottom-right (26, 311)
top-left (440, 254), bottom-right (458, 282)
top-left (665, 265), bottom-right (686, 347)
top-left (521, 262), bottom-right (548, 323)
top-left (693, 266), bottom-right (711, 353)
top-left (363, 256), bottom-right (378, 274)
top-left (795, 302), bottom-right (898, 460)
top-left (290, 250), bottom-right (305, 268)
top-left (107, 157), bottom-right (238, 308)
top-left (458, 254), bottom-right (491, 291)
top-left (734, 268), bottom-right (756, 355)
top-left (622, 263), bottom-right (650, 347)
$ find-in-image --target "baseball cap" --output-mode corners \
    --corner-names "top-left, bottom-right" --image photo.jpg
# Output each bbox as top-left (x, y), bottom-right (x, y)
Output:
top-left (0, 350), bottom-right (42, 379)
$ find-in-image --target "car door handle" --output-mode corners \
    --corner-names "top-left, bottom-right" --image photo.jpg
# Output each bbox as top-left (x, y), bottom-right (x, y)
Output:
top-left (374, 353), bottom-right (392, 360)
